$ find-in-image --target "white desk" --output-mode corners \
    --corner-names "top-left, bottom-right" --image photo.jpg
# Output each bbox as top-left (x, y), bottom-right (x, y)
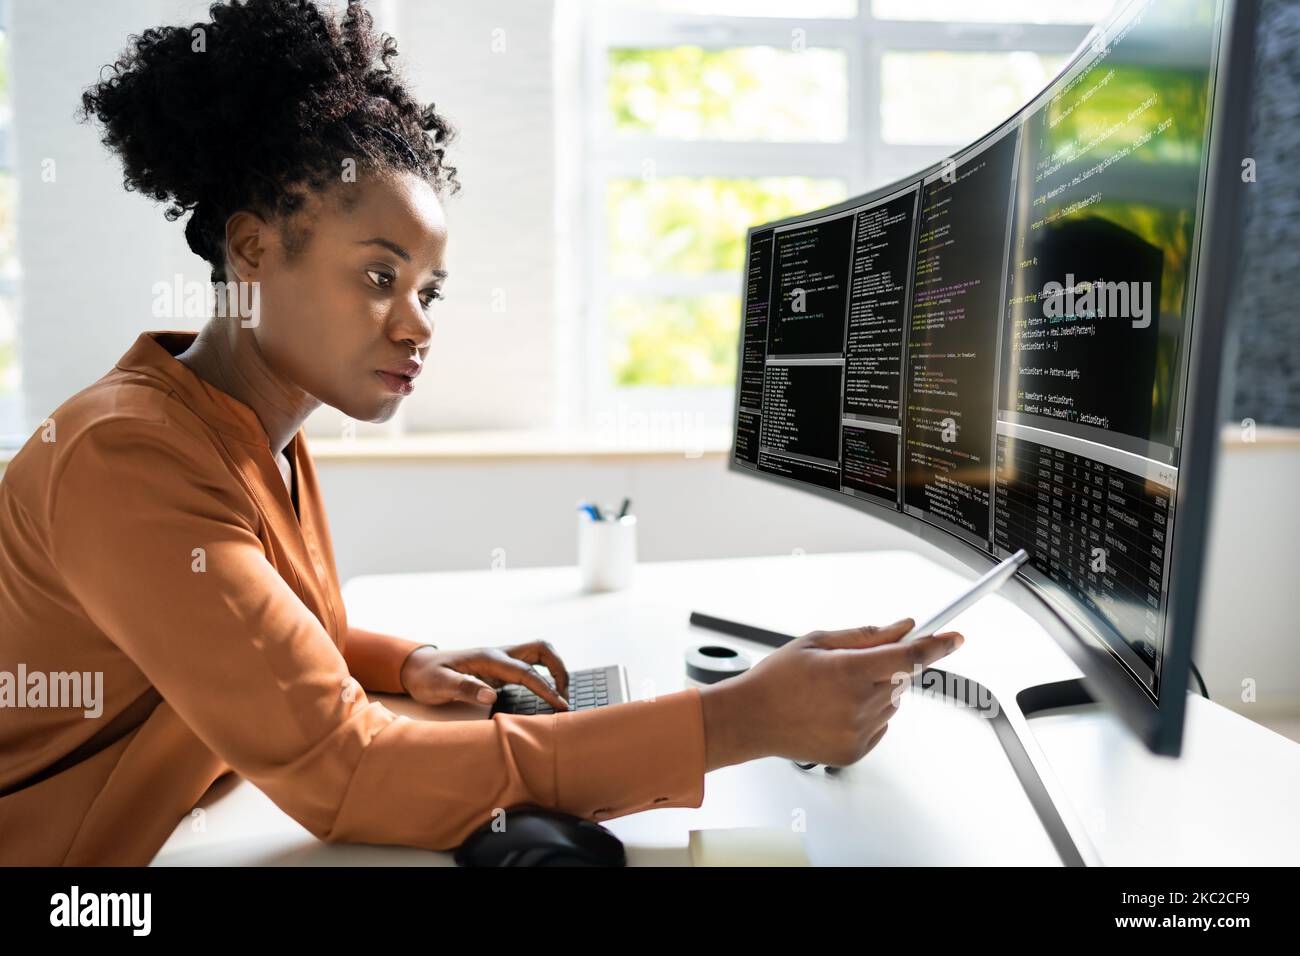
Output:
top-left (152, 550), bottom-right (1300, 866)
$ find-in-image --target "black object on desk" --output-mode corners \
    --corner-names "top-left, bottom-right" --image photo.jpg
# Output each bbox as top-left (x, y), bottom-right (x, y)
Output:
top-left (454, 806), bottom-right (627, 867)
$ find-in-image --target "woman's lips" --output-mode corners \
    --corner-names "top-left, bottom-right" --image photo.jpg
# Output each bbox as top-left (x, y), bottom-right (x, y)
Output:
top-left (375, 370), bottom-right (415, 395)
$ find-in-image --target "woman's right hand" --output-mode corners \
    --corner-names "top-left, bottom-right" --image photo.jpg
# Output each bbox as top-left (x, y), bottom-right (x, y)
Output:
top-left (698, 618), bottom-right (964, 770)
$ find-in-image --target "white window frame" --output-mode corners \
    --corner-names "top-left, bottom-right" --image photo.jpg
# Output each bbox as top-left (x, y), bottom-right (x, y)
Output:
top-left (576, 1), bottom-right (1093, 435)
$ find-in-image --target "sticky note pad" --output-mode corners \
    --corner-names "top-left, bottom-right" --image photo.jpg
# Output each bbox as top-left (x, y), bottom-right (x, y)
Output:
top-left (688, 827), bottom-right (810, 867)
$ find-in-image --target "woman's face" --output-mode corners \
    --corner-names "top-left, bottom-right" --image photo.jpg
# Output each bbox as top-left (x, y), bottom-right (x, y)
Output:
top-left (241, 170), bottom-right (448, 424)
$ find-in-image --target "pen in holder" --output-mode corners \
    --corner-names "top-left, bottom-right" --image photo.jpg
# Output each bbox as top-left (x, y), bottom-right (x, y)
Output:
top-left (577, 507), bottom-right (637, 592)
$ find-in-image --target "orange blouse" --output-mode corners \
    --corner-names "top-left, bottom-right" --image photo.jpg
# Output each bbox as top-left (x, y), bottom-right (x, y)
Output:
top-left (0, 330), bottom-right (706, 865)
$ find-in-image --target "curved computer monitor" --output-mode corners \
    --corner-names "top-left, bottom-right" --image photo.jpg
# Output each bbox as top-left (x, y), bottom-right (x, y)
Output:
top-left (727, 0), bottom-right (1258, 756)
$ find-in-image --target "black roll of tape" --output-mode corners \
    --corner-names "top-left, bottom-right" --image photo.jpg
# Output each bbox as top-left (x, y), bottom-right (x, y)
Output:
top-left (685, 644), bottom-right (751, 684)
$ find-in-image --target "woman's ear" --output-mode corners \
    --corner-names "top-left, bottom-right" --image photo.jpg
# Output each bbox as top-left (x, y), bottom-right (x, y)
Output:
top-left (223, 208), bottom-right (272, 282)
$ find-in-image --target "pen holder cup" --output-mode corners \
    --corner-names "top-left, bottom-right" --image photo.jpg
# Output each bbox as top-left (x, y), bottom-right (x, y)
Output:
top-left (578, 513), bottom-right (637, 593)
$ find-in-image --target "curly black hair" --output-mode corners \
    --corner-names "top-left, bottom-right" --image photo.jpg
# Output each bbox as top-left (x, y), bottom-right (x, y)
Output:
top-left (77, 0), bottom-right (460, 284)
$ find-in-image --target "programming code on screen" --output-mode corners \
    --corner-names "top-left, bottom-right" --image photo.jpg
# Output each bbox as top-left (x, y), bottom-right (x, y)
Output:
top-left (731, 0), bottom-right (1222, 702)
top-left (902, 130), bottom-right (1019, 543)
top-left (736, 187), bottom-right (920, 505)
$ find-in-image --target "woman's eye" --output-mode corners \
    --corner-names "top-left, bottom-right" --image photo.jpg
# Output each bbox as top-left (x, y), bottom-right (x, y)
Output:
top-left (368, 270), bottom-right (440, 309)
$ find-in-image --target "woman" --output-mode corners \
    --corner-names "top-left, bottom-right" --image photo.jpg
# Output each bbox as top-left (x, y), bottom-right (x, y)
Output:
top-left (0, 0), bottom-right (962, 865)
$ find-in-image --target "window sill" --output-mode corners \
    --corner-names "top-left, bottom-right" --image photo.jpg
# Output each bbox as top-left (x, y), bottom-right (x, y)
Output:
top-left (304, 426), bottom-right (734, 462)
top-left (284, 423), bottom-right (1300, 461)
top-left (1219, 424), bottom-right (1300, 450)
top-left (2, 424), bottom-right (1296, 468)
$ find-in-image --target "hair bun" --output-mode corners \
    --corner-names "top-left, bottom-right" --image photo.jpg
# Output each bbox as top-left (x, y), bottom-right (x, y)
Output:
top-left (78, 0), bottom-right (459, 283)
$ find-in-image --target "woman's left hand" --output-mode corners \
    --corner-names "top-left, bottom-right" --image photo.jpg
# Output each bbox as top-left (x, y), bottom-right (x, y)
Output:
top-left (399, 641), bottom-right (571, 711)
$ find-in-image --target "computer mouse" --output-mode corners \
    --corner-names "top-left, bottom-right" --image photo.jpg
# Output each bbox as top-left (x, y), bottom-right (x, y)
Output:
top-left (453, 805), bottom-right (627, 867)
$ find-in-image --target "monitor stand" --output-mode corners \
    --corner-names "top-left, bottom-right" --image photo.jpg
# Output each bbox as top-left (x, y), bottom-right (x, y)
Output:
top-left (689, 610), bottom-right (1100, 867)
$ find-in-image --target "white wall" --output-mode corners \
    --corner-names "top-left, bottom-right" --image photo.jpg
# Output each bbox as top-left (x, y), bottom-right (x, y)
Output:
top-left (13, 0), bottom-right (191, 432)
top-left (1196, 439), bottom-right (1300, 719)
top-left (312, 449), bottom-right (914, 581)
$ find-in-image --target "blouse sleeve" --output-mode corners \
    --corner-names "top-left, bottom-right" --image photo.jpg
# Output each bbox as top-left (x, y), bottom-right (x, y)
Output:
top-left (47, 417), bottom-right (706, 850)
top-left (340, 626), bottom-right (431, 695)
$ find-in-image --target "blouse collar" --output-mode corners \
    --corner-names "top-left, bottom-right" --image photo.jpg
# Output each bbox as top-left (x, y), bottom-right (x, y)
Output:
top-left (114, 330), bottom-right (278, 448)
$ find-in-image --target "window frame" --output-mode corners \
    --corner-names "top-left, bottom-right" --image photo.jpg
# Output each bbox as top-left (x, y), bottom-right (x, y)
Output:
top-left (577, 0), bottom-right (1094, 433)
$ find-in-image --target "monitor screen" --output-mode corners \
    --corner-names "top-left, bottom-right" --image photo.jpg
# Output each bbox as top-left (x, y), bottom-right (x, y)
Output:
top-left (731, 0), bottom-right (1226, 706)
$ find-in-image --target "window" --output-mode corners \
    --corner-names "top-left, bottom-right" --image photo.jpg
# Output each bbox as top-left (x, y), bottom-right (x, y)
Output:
top-left (0, 0), bottom-right (18, 446)
top-left (578, 0), bottom-right (1103, 432)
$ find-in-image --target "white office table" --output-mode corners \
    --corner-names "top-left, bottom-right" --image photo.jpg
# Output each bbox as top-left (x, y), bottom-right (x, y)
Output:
top-left (152, 550), bottom-right (1300, 866)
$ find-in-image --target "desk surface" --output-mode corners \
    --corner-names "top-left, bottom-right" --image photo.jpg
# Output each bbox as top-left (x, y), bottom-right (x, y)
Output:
top-left (152, 550), bottom-right (1300, 866)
